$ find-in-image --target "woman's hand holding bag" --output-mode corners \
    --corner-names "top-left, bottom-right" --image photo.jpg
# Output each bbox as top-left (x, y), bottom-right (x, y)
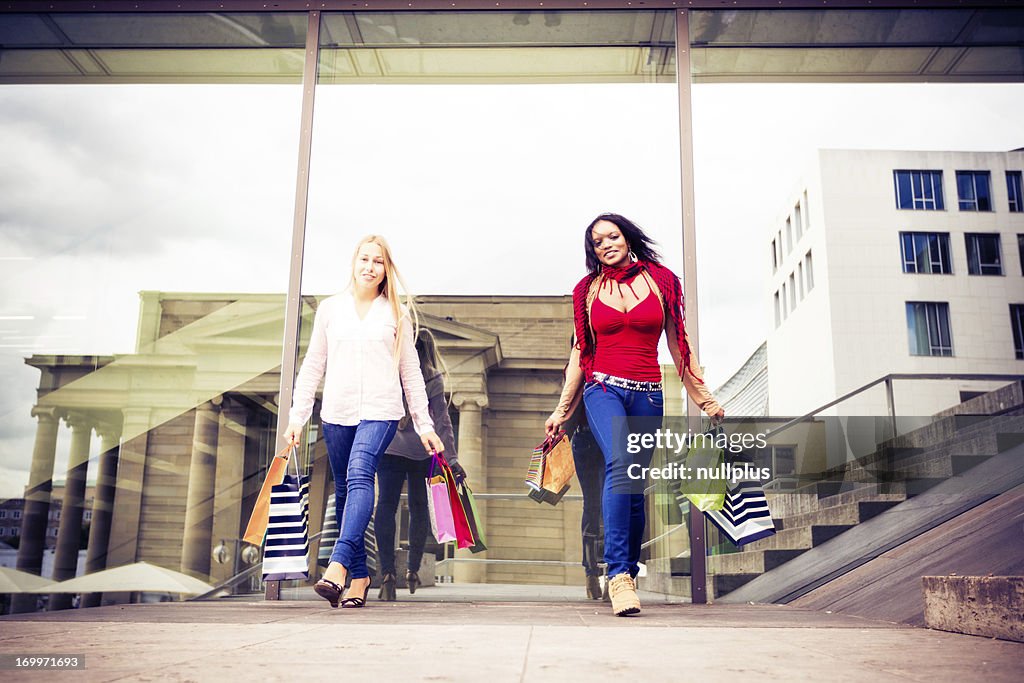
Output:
top-left (420, 430), bottom-right (445, 455)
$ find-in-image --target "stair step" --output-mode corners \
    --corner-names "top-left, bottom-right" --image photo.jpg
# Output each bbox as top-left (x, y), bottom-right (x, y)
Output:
top-left (950, 454), bottom-right (995, 476)
top-left (777, 500), bottom-right (900, 529)
top-left (817, 482), bottom-right (907, 509)
top-left (904, 477), bottom-right (947, 497)
top-left (708, 549), bottom-right (805, 575)
top-left (744, 524), bottom-right (854, 552)
top-left (713, 573), bottom-right (760, 597)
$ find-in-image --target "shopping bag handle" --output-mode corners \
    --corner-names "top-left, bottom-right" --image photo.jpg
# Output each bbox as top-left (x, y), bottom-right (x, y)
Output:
top-left (538, 431), bottom-right (566, 452)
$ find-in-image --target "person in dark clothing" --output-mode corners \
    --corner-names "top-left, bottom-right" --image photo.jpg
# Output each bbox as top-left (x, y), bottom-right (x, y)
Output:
top-left (374, 329), bottom-right (464, 600)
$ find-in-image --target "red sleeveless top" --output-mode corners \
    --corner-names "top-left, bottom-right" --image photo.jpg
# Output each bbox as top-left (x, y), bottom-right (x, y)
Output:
top-left (590, 289), bottom-right (664, 383)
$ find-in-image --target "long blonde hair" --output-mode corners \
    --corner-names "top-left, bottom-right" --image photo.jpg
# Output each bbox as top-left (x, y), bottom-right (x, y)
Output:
top-left (350, 235), bottom-right (420, 366)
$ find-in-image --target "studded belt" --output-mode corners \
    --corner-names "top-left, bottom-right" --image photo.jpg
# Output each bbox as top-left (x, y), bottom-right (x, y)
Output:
top-left (592, 372), bottom-right (663, 392)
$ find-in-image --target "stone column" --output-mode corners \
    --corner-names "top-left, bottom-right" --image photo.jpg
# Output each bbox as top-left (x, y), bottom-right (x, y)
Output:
top-left (452, 393), bottom-right (488, 584)
top-left (11, 407), bottom-right (61, 614)
top-left (81, 427), bottom-right (121, 608)
top-left (180, 400), bottom-right (220, 579)
top-left (49, 414), bottom-right (93, 611)
top-left (103, 407), bottom-right (153, 606)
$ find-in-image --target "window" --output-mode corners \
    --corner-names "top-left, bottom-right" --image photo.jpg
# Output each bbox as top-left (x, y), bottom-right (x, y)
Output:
top-left (803, 190), bottom-right (810, 230)
top-left (1011, 305), bottom-right (1024, 360)
top-left (966, 233), bottom-right (1003, 275)
top-left (49, 527), bottom-right (58, 537)
top-left (781, 282), bottom-right (788, 319)
top-left (1019, 235), bottom-right (1024, 276)
top-left (0, 510), bottom-right (6, 519)
top-left (771, 240), bottom-right (778, 273)
top-left (84, 510), bottom-right (92, 522)
top-left (797, 261), bottom-right (805, 300)
top-left (900, 232), bottom-right (952, 274)
top-left (788, 272), bottom-right (797, 310)
top-left (1008, 172), bottom-right (1023, 213)
top-left (906, 302), bottom-right (953, 356)
top-left (12, 510), bottom-right (21, 520)
top-left (956, 171), bottom-right (993, 211)
top-left (774, 291), bottom-right (781, 328)
top-left (894, 170), bottom-right (944, 210)
top-left (777, 230), bottom-right (783, 263)
top-left (794, 203), bottom-right (803, 240)
top-left (805, 250), bottom-right (814, 291)
top-left (785, 217), bottom-right (793, 254)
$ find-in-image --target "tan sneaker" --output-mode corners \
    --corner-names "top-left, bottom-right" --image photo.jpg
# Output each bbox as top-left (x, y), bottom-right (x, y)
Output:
top-left (607, 573), bottom-right (641, 616)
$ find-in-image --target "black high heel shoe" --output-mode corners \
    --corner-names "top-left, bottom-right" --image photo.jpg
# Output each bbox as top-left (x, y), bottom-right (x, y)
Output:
top-left (406, 570), bottom-right (421, 595)
top-left (378, 573), bottom-right (397, 602)
top-left (586, 575), bottom-right (602, 600)
top-left (313, 578), bottom-right (342, 608)
top-left (341, 579), bottom-right (371, 608)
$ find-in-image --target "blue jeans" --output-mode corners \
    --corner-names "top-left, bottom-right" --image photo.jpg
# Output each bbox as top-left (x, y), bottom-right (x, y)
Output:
top-left (374, 453), bottom-right (431, 576)
top-left (583, 382), bottom-right (663, 579)
top-left (322, 420), bottom-right (398, 579)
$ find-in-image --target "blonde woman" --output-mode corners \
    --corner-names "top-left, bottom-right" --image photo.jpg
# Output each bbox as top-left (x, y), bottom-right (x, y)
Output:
top-left (284, 235), bottom-right (445, 609)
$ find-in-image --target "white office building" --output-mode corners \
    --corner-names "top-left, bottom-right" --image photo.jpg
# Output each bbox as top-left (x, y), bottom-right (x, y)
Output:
top-left (765, 148), bottom-right (1024, 418)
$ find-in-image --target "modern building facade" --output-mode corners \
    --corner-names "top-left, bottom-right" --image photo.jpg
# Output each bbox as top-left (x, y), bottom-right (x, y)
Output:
top-left (767, 149), bottom-right (1024, 419)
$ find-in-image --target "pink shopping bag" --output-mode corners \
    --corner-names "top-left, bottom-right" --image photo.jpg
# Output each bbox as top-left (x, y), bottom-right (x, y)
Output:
top-left (426, 453), bottom-right (457, 543)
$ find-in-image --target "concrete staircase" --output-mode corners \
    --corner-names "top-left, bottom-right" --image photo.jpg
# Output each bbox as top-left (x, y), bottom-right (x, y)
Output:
top-left (706, 381), bottom-right (1024, 599)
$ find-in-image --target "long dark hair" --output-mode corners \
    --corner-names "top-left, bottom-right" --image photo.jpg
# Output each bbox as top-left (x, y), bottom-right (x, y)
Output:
top-left (583, 213), bottom-right (662, 274)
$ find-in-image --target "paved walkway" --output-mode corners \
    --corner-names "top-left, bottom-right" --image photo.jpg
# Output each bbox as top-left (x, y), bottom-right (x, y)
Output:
top-left (1, 585), bottom-right (1022, 682)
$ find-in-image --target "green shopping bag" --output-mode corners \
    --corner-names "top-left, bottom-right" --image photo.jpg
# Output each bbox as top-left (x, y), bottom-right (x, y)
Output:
top-left (457, 480), bottom-right (487, 554)
top-left (680, 427), bottom-right (727, 512)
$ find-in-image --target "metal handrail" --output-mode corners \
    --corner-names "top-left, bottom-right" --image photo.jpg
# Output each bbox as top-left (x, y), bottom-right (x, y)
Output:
top-left (767, 373), bottom-right (1022, 440)
top-left (191, 562), bottom-right (263, 601)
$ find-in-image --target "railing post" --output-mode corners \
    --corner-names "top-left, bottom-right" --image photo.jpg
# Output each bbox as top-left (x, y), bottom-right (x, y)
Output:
top-left (675, 7), bottom-right (708, 606)
top-left (884, 376), bottom-right (897, 442)
top-left (268, 8), bottom-right (320, 602)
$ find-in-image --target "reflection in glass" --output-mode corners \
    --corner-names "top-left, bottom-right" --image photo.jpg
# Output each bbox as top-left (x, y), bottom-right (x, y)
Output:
top-left (1, 84), bottom-right (301, 611)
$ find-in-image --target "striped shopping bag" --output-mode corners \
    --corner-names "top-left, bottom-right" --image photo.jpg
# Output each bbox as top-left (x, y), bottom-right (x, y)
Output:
top-left (317, 494), bottom-right (339, 568)
top-left (704, 473), bottom-right (776, 547)
top-left (316, 493), bottom-right (378, 576)
top-left (262, 455), bottom-right (310, 581)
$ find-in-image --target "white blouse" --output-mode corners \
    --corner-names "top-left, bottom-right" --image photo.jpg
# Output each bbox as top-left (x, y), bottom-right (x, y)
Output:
top-left (287, 292), bottom-right (434, 435)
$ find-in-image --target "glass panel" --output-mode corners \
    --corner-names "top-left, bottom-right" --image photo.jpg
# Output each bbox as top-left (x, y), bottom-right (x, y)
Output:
top-left (298, 9), bottom-right (680, 598)
top-left (1008, 171), bottom-right (1024, 212)
top-left (0, 13), bottom-right (308, 84)
top-left (1, 81), bottom-right (303, 610)
top-left (318, 10), bottom-right (675, 85)
top-left (1011, 305), bottom-right (1024, 360)
top-left (975, 172), bottom-right (992, 211)
top-left (895, 171), bottom-right (912, 209)
top-left (689, 8), bottom-right (1024, 82)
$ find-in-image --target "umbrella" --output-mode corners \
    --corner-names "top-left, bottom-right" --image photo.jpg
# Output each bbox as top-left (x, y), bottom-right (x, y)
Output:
top-left (0, 567), bottom-right (55, 593)
top-left (28, 562), bottom-right (215, 595)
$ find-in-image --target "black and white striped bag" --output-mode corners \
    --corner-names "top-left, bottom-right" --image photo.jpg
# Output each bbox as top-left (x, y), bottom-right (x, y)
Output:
top-left (316, 493), bottom-right (378, 575)
top-left (317, 493), bottom-right (338, 567)
top-left (262, 454), bottom-right (310, 581)
top-left (704, 474), bottom-right (776, 547)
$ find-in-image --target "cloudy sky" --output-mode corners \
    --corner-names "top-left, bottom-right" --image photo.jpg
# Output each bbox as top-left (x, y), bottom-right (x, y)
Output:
top-left (1, 80), bottom-right (1023, 500)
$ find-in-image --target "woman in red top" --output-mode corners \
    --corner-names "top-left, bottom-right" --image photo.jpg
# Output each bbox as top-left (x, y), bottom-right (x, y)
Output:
top-left (546, 213), bottom-right (724, 616)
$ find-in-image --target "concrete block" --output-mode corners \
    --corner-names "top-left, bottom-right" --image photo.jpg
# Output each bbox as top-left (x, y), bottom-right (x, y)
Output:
top-left (922, 575), bottom-right (1024, 643)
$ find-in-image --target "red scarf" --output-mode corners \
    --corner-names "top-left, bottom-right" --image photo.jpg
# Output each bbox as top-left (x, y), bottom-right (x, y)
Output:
top-left (572, 260), bottom-right (701, 385)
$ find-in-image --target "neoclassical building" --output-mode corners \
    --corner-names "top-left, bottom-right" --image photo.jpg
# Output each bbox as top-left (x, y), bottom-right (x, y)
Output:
top-left (14, 290), bottom-right (622, 609)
